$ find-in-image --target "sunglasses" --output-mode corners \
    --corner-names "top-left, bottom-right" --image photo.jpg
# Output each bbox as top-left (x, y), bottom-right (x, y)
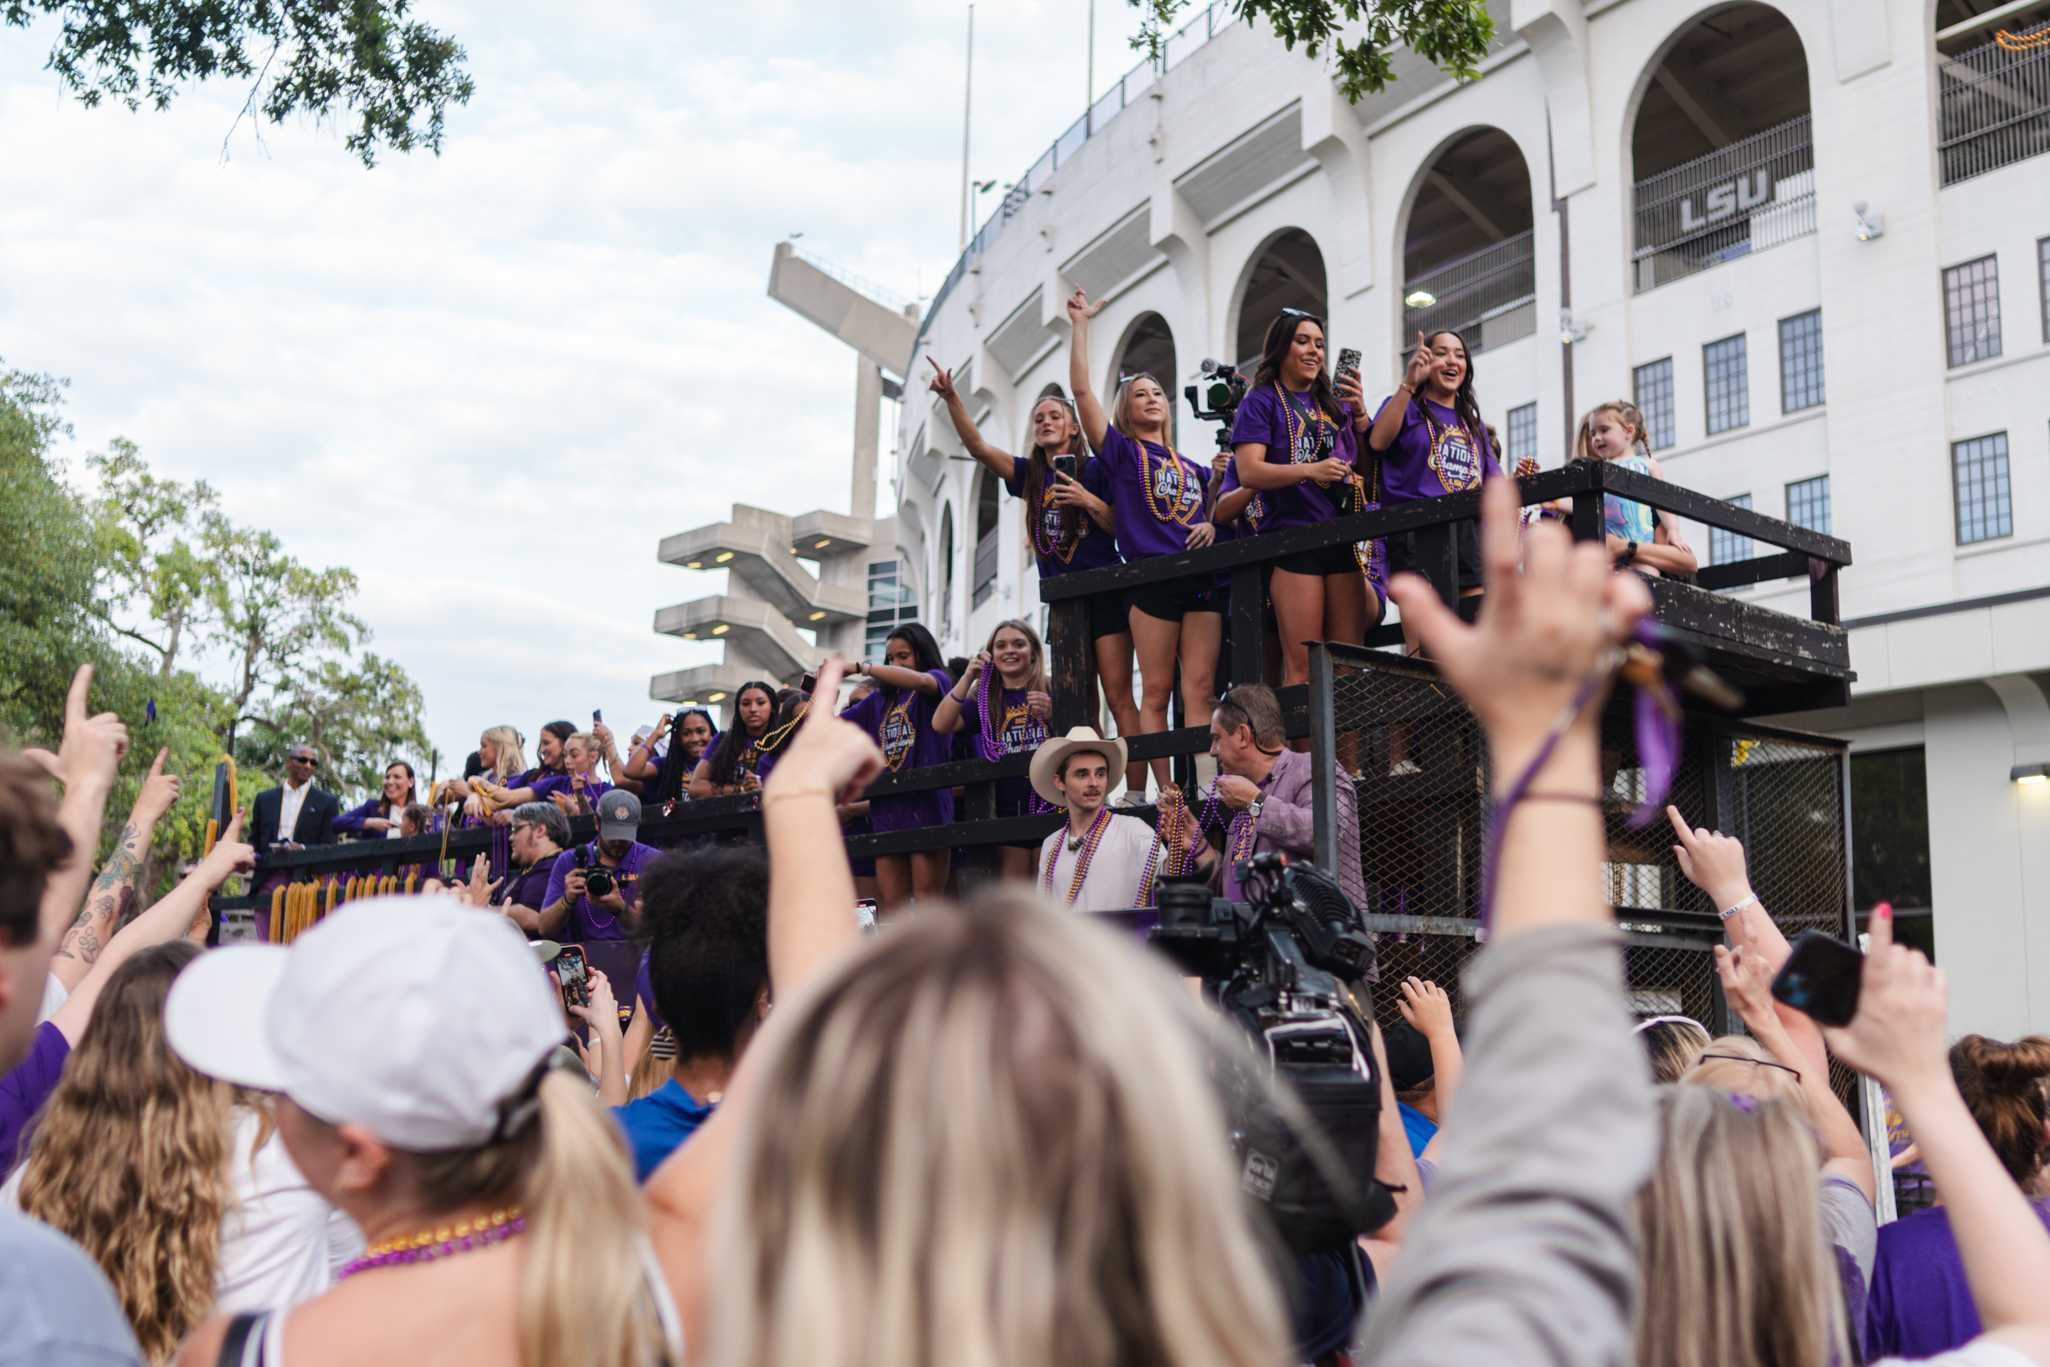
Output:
top-left (289, 755), bottom-right (319, 767)
top-left (1696, 1052), bottom-right (1801, 1084)
top-left (1278, 306), bottom-right (1317, 320)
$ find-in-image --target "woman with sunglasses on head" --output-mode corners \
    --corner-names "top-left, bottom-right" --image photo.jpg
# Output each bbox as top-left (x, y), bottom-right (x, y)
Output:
top-left (689, 683), bottom-right (777, 799)
top-left (1363, 330), bottom-right (1504, 653)
top-left (1067, 287), bottom-right (1220, 797)
top-left (928, 364), bottom-right (1150, 799)
top-left (1231, 308), bottom-right (1387, 688)
top-left (622, 708), bottom-right (717, 811)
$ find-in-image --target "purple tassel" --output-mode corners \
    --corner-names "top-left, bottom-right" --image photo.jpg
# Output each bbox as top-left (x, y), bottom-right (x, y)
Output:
top-left (1629, 684), bottom-right (1681, 830)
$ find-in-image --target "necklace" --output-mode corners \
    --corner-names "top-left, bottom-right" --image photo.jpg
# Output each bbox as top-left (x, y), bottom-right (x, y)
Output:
top-left (1043, 806), bottom-right (1112, 906)
top-left (1135, 435), bottom-right (1203, 529)
top-left (1275, 383), bottom-right (1335, 466)
top-left (344, 1206), bottom-right (525, 1278)
top-left (975, 667), bottom-right (1054, 813)
top-left (1030, 456), bottom-right (1085, 563)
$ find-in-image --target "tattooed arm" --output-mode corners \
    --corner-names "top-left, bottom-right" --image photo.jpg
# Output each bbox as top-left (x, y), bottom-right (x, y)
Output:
top-left (50, 749), bottom-right (179, 991)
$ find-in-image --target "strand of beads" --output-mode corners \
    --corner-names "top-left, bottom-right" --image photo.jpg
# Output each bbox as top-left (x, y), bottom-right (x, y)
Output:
top-left (342, 1207), bottom-right (526, 1279)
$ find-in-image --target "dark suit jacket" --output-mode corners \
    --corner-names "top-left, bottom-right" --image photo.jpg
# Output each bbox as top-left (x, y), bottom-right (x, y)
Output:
top-left (252, 782), bottom-right (341, 852)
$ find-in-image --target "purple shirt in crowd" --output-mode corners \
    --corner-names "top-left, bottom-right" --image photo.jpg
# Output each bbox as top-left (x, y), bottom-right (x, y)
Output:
top-left (1366, 393), bottom-right (1502, 504)
top-left (841, 669), bottom-right (956, 832)
top-left (635, 950), bottom-right (667, 1034)
top-left (1094, 425), bottom-right (1211, 561)
top-left (1228, 383), bottom-right (1362, 531)
top-left (960, 680), bottom-right (1044, 816)
top-left (1002, 456), bottom-right (1121, 579)
top-left (530, 772), bottom-right (611, 811)
top-left (0, 1022), bottom-right (70, 1181)
top-left (543, 840), bottom-right (661, 941)
top-left (1866, 1196), bottom-right (2050, 1359)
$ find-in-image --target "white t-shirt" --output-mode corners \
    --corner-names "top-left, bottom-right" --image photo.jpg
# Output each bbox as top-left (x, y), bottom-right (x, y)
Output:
top-left (277, 778), bottom-right (310, 843)
top-left (35, 973), bottom-right (67, 1025)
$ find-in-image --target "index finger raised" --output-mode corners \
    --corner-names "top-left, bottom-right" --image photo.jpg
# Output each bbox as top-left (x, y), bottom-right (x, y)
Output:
top-left (805, 658), bottom-right (850, 727)
top-left (1664, 804), bottom-right (1699, 848)
top-left (65, 664), bottom-right (94, 723)
top-left (147, 747), bottom-right (169, 779)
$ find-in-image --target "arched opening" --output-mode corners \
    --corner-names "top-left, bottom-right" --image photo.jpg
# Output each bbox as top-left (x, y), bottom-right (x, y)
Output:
top-left (1110, 312), bottom-right (1178, 396)
top-left (1400, 127), bottom-right (1536, 353)
top-left (1233, 229), bottom-right (1328, 374)
top-left (937, 504), bottom-right (956, 642)
top-left (971, 470), bottom-right (1002, 609)
top-left (1629, 3), bottom-right (1812, 293)
top-left (1933, 0), bottom-right (2050, 185)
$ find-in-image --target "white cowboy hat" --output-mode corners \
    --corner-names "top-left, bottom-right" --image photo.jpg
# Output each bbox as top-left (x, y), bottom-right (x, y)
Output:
top-left (1028, 726), bottom-right (1129, 808)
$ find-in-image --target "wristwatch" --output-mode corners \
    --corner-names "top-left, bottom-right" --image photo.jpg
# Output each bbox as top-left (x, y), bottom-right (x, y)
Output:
top-left (1246, 795), bottom-right (1264, 823)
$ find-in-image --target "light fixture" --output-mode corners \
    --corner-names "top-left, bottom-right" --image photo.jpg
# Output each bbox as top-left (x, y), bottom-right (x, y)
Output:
top-left (679, 698), bottom-right (698, 707)
top-left (808, 610), bottom-right (827, 621)
top-left (685, 560), bottom-right (703, 570)
top-left (707, 691), bottom-right (728, 703)
top-left (711, 624), bottom-right (730, 636)
top-left (2013, 762), bottom-right (2050, 785)
top-left (714, 551), bottom-right (735, 564)
top-left (1559, 310), bottom-right (1590, 346)
top-left (1403, 289), bottom-right (1436, 309)
top-left (682, 631), bottom-right (698, 640)
top-left (814, 538), bottom-right (831, 549)
top-left (1853, 201), bottom-right (1886, 243)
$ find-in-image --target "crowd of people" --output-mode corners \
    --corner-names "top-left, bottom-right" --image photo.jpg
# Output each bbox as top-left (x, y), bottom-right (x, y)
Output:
top-left (0, 483), bottom-right (2045, 1367)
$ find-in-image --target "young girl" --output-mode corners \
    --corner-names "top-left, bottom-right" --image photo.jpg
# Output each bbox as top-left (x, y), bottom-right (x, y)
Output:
top-left (334, 761), bottom-right (420, 840)
top-left (839, 624), bottom-right (955, 913)
top-left (1572, 399), bottom-right (1698, 578)
top-left (933, 618), bottom-right (1053, 882)
top-left (748, 688), bottom-right (810, 789)
top-left (1230, 308), bottom-right (1386, 687)
top-left (1067, 287), bottom-right (1219, 795)
top-left (928, 364), bottom-right (1149, 799)
top-left (690, 682), bottom-right (776, 798)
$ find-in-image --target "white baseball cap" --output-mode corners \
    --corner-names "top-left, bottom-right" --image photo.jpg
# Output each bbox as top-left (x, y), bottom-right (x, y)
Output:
top-left (166, 897), bottom-right (566, 1150)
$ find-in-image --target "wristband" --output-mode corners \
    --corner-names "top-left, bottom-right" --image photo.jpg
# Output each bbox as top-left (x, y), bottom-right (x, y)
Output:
top-left (761, 785), bottom-right (834, 810)
top-left (1718, 893), bottom-right (1759, 922)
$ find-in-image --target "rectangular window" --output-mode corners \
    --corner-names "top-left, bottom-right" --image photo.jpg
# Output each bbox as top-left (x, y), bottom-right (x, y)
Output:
top-left (1943, 254), bottom-right (2001, 367)
top-left (1703, 333), bottom-right (1750, 436)
top-left (1851, 748), bottom-right (1931, 916)
top-left (1777, 309), bottom-right (1824, 413)
top-left (1506, 402), bottom-right (1538, 466)
top-left (1709, 493), bottom-right (1754, 568)
top-left (1633, 358), bottom-right (1675, 451)
top-left (1786, 475), bottom-right (1831, 535)
top-left (1952, 432), bottom-right (2014, 545)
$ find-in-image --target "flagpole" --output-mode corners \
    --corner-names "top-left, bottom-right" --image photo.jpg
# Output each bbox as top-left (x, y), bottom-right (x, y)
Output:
top-left (958, 2), bottom-right (975, 249)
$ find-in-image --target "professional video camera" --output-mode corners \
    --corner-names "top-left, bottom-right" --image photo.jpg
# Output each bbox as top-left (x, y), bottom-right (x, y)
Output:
top-left (1183, 357), bottom-right (1249, 427)
top-left (1151, 852), bottom-right (1394, 1249)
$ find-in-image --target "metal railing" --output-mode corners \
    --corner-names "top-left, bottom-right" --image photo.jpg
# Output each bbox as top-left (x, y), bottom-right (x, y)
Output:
top-left (1938, 33), bottom-right (2050, 185)
top-left (970, 531), bottom-right (1001, 608)
top-left (1402, 229), bottom-right (1538, 353)
top-left (1632, 114), bottom-right (1816, 294)
top-left (786, 244), bottom-right (916, 314)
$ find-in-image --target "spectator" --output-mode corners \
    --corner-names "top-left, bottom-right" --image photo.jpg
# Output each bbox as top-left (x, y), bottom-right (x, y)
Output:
top-left (398, 802), bottom-right (432, 839)
top-left (0, 666), bottom-right (147, 1364)
top-left (538, 790), bottom-right (660, 942)
top-left (839, 625), bottom-right (955, 915)
top-left (168, 899), bottom-right (680, 1365)
top-left (612, 847), bottom-right (768, 1182)
top-left (533, 720), bottom-right (576, 781)
top-left (47, 745), bottom-right (180, 997)
top-left (623, 708), bottom-right (716, 809)
top-left (1633, 1013), bottom-right (1712, 1084)
top-left (1388, 976), bottom-right (1462, 1161)
top-left (251, 744), bottom-right (339, 854)
top-left (7, 942), bottom-right (350, 1360)
top-left (438, 726), bottom-right (527, 828)
top-left (1205, 683), bottom-right (1365, 912)
top-left (498, 732), bottom-right (611, 815)
top-left (1867, 1034), bottom-right (2050, 1358)
top-left (1569, 401), bottom-right (1697, 579)
top-left (748, 689), bottom-right (809, 789)
top-left (935, 620), bottom-right (1054, 882)
top-left (1026, 726), bottom-right (1211, 910)
top-left (332, 762), bottom-right (419, 841)
top-left (459, 802), bottom-right (567, 938)
top-left (690, 683), bottom-right (776, 799)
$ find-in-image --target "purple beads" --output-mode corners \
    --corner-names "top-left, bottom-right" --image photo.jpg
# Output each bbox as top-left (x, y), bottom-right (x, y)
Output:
top-left (340, 1213), bottom-right (527, 1279)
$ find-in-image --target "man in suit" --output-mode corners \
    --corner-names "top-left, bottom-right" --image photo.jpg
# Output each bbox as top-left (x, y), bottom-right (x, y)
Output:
top-left (248, 744), bottom-right (340, 941)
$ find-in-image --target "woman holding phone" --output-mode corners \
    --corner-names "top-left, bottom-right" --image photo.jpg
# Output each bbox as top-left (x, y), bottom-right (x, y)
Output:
top-left (1068, 287), bottom-right (1220, 796)
top-left (689, 682), bottom-right (777, 799)
top-left (1228, 308), bottom-right (1385, 688)
top-left (928, 364), bottom-right (1149, 799)
top-left (839, 624), bottom-right (955, 914)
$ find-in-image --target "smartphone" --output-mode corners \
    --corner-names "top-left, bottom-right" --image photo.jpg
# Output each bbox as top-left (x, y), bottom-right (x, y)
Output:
top-left (801, 671), bottom-right (819, 695)
top-left (1051, 453), bottom-right (1078, 480)
top-left (1769, 929), bottom-right (1865, 1027)
top-left (592, 708), bottom-right (603, 724)
top-left (554, 944), bottom-right (591, 1011)
top-left (1336, 347), bottom-right (1362, 388)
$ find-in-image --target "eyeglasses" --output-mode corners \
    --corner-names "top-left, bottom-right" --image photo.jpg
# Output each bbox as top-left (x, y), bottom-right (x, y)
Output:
top-left (1696, 1052), bottom-right (1801, 1084)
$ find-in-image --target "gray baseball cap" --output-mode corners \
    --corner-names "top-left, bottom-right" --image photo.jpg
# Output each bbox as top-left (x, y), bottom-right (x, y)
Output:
top-left (597, 788), bottom-right (642, 842)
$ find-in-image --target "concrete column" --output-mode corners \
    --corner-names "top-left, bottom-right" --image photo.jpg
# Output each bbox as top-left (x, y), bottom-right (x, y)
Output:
top-left (852, 359), bottom-right (883, 521)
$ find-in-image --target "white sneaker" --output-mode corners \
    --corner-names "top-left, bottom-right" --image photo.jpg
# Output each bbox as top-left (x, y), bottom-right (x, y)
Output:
top-left (1389, 758), bottom-right (1423, 777)
top-left (1116, 792), bottom-right (1149, 809)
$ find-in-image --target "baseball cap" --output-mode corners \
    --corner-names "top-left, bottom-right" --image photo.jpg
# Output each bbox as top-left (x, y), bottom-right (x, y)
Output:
top-left (597, 788), bottom-right (642, 842)
top-left (165, 897), bottom-right (565, 1150)
top-left (1383, 1018), bottom-right (1437, 1093)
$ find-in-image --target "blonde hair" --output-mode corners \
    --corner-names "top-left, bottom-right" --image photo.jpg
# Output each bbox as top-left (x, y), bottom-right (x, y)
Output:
top-left (1573, 399), bottom-right (1651, 463)
top-left (1111, 371), bottom-right (1176, 446)
top-left (1634, 1084), bottom-right (1851, 1367)
top-left (703, 890), bottom-right (1291, 1367)
top-left (980, 618), bottom-right (1050, 697)
top-left (1636, 1015), bottom-right (1712, 1084)
top-left (19, 942), bottom-right (232, 1362)
top-left (1682, 1033), bottom-right (1801, 1100)
top-left (480, 726), bottom-right (527, 784)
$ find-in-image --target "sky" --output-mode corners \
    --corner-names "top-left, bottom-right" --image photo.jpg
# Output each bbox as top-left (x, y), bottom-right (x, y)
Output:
top-left (0, 0), bottom-right (1155, 777)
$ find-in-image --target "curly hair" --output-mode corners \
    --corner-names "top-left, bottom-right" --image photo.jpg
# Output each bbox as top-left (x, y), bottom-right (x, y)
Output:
top-left (17, 941), bottom-right (234, 1362)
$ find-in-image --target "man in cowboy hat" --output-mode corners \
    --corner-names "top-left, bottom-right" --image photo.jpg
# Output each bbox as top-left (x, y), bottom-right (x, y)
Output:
top-left (1028, 727), bottom-right (1213, 912)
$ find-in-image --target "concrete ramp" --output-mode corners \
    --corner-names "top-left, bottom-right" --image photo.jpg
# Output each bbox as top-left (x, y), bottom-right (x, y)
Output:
top-left (769, 242), bottom-right (918, 374)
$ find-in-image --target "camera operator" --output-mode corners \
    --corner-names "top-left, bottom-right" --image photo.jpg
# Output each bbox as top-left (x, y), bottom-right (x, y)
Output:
top-left (458, 802), bottom-right (568, 938)
top-left (538, 790), bottom-right (660, 941)
top-left (1207, 684), bottom-right (1365, 912)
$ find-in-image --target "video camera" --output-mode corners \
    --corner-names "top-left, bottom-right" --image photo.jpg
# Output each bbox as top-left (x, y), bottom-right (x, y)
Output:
top-left (1150, 852), bottom-right (1394, 1249)
top-left (1184, 358), bottom-right (1248, 428)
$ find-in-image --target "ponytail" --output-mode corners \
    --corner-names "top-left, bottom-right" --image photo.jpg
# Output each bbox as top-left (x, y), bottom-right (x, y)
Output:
top-left (516, 1072), bottom-right (663, 1367)
top-left (1950, 1034), bottom-right (2050, 1185)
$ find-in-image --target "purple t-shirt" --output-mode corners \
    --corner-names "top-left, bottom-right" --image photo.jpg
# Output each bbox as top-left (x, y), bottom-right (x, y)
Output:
top-left (634, 949), bottom-right (668, 1034)
top-left (1229, 384), bottom-right (1362, 531)
top-left (531, 772), bottom-right (611, 811)
top-left (841, 669), bottom-right (956, 832)
top-left (544, 841), bottom-right (661, 941)
top-left (0, 1022), bottom-right (70, 1181)
top-left (960, 680), bottom-right (1045, 816)
top-left (1095, 425), bottom-right (1210, 561)
top-left (1867, 1197), bottom-right (2050, 1359)
top-left (1366, 393), bottom-right (1502, 504)
top-left (1002, 457), bottom-right (1121, 579)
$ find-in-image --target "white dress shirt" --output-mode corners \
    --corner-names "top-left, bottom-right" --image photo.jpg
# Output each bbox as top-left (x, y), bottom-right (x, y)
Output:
top-left (277, 777), bottom-right (310, 843)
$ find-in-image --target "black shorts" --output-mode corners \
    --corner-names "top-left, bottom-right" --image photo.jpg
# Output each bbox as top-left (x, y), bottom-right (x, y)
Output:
top-left (1087, 589), bottom-right (1130, 642)
top-left (1272, 544), bottom-right (1362, 579)
top-left (1128, 578), bottom-right (1220, 623)
top-left (1387, 524), bottom-right (1485, 590)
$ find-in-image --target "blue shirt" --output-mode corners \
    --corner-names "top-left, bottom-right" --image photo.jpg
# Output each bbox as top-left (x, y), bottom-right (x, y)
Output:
top-left (612, 1079), bottom-right (714, 1183)
top-left (0, 1208), bottom-right (143, 1365)
top-left (1398, 1100), bottom-right (1438, 1158)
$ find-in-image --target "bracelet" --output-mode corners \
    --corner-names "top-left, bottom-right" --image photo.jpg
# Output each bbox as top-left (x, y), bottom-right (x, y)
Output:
top-left (1518, 792), bottom-right (1606, 808)
top-left (760, 786), bottom-right (834, 810)
top-left (1719, 893), bottom-right (1760, 922)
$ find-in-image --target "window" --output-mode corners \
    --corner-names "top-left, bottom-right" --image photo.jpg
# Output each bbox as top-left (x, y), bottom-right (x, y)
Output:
top-left (1777, 310), bottom-right (1824, 413)
top-left (971, 473), bottom-right (1002, 609)
top-left (1633, 358), bottom-right (1675, 451)
top-left (1786, 475), bottom-right (1830, 535)
top-left (863, 559), bottom-right (918, 659)
top-left (2039, 237), bottom-right (2049, 343)
top-left (1851, 747), bottom-right (1931, 918)
top-left (1703, 334), bottom-right (1749, 435)
top-left (1505, 403), bottom-right (1538, 467)
top-left (1952, 432), bottom-right (2013, 545)
top-left (1943, 255), bottom-right (2001, 367)
top-left (1709, 493), bottom-right (1753, 568)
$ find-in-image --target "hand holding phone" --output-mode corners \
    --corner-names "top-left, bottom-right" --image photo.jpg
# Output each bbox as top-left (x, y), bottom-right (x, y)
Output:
top-left (554, 944), bottom-right (591, 1011)
top-left (1051, 453), bottom-right (1078, 480)
top-left (1770, 929), bottom-right (1865, 1028)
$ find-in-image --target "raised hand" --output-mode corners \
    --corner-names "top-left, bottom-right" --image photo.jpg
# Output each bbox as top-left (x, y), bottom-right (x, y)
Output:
top-left (926, 356), bottom-right (958, 400)
top-left (198, 810), bottom-right (255, 886)
top-left (1665, 805), bottom-right (1754, 913)
top-left (23, 664), bottom-right (129, 792)
top-left (134, 748), bottom-right (181, 824)
top-left (1065, 287), bottom-right (1103, 326)
top-left (1820, 910), bottom-right (1948, 1092)
top-left (1184, 521), bottom-right (1217, 551)
top-left (1025, 691), bottom-right (1052, 722)
top-left (1333, 367), bottom-right (1366, 409)
top-left (1711, 941), bottom-right (1779, 1035)
top-left (1403, 330), bottom-right (1433, 390)
top-left (1397, 976), bottom-right (1456, 1041)
top-left (762, 658), bottom-right (885, 807)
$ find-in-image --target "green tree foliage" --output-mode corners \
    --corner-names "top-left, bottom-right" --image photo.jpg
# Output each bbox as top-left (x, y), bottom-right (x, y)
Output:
top-left (1, 0), bottom-right (474, 167)
top-left (1129, 0), bottom-right (1494, 101)
top-left (244, 653), bottom-right (432, 799)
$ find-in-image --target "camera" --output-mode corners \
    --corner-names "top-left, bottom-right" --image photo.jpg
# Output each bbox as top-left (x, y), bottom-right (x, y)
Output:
top-left (1184, 358), bottom-right (1248, 427)
top-left (1150, 852), bottom-right (1392, 1249)
top-left (574, 844), bottom-right (616, 899)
